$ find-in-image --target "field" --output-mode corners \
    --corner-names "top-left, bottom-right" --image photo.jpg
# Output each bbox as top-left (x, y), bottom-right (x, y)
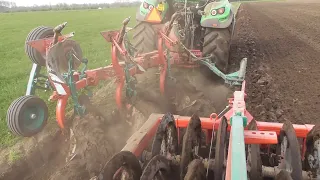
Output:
top-left (0, 7), bottom-right (137, 146)
top-left (1, 0), bottom-right (320, 179)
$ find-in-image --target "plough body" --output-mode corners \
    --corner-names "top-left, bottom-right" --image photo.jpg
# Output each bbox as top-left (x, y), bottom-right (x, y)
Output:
top-left (101, 81), bottom-right (319, 180)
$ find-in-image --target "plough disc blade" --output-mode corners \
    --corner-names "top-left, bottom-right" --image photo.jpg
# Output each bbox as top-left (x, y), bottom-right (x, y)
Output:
top-left (46, 39), bottom-right (82, 82)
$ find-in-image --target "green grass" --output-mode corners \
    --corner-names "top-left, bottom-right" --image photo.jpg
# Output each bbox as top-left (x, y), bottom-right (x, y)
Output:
top-left (8, 149), bottom-right (21, 164)
top-left (0, 7), bottom-right (137, 147)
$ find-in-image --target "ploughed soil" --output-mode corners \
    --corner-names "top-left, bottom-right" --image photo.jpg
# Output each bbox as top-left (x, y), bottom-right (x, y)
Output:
top-left (231, 2), bottom-right (320, 124)
top-left (1, 1), bottom-right (320, 179)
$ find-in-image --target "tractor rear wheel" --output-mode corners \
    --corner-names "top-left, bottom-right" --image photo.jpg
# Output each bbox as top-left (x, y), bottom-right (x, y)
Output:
top-left (6, 95), bottom-right (48, 137)
top-left (132, 22), bottom-right (157, 55)
top-left (25, 26), bottom-right (54, 66)
top-left (202, 28), bottom-right (231, 73)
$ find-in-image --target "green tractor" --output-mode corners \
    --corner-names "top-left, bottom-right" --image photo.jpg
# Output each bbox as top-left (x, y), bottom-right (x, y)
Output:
top-left (133, 0), bottom-right (235, 73)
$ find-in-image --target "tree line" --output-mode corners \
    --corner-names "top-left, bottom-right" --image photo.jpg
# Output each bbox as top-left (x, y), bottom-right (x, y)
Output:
top-left (0, 1), bottom-right (141, 13)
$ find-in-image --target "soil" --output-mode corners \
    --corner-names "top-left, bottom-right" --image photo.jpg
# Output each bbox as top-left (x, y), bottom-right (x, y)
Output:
top-left (229, 1), bottom-right (320, 124)
top-left (1, 1), bottom-right (320, 179)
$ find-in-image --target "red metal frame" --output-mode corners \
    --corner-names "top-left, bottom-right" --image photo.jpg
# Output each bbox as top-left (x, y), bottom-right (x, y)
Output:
top-left (121, 81), bottom-right (314, 177)
top-left (100, 29), bottom-right (200, 109)
top-left (27, 25), bottom-right (201, 129)
top-left (122, 113), bottom-right (314, 156)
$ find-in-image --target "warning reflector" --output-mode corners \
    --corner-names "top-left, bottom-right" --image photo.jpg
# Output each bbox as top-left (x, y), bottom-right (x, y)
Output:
top-left (146, 8), bottom-right (161, 23)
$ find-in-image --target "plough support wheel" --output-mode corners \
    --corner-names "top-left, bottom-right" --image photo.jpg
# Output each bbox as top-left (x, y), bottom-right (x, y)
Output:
top-left (25, 26), bottom-right (54, 66)
top-left (101, 151), bottom-right (141, 180)
top-left (6, 95), bottom-right (48, 137)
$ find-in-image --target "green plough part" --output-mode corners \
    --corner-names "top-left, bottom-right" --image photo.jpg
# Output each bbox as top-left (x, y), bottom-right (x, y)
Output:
top-left (199, 58), bottom-right (247, 86)
top-left (60, 52), bottom-right (90, 117)
top-left (26, 64), bottom-right (53, 96)
top-left (230, 115), bottom-right (248, 180)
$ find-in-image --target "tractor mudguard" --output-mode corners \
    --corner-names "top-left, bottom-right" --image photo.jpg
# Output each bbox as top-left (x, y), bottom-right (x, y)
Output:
top-left (200, 0), bottom-right (234, 28)
top-left (136, 0), bottom-right (169, 23)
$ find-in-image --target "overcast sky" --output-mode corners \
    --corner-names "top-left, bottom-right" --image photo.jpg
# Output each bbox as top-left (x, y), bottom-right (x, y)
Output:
top-left (10, 0), bottom-right (126, 7)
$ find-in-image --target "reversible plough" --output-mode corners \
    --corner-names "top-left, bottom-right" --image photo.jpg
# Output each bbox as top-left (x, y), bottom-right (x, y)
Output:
top-left (99, 81), bottom-right (320, 180)
top-left (5, 0), bottom-right (320, 179)
top-left (6, 1), bottom-right (247, 137)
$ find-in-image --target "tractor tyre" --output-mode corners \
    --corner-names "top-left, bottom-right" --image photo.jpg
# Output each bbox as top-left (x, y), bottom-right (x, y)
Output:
top-left (132, 22), bottom-right (157, 55)
top-left (25, 26), bottom-right (54, 66)
top-left (6, 95), bottom-right (48, 137)
top-left (202, 28), bottom-right (231, 73)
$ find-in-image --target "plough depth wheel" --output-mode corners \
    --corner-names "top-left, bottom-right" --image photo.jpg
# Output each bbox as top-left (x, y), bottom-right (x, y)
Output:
top-left (25, 26), bottom-right (54, 66)
top-left (6, 95), bottom-right (48, 137)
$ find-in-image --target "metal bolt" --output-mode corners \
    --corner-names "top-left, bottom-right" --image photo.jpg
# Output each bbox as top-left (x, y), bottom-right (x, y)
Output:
top-left (30, 114), bottom-right (37, 119)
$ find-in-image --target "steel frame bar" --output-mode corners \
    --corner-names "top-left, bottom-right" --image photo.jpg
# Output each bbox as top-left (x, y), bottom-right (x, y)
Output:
top-left (121, 112), bottom-right (313, 158)
top-left (230, 116), bottom-right (247, 180)
top-left (26, 63), bottom-right (41, 95)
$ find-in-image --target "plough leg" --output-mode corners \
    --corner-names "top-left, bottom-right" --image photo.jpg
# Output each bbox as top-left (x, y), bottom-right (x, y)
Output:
top-left (158, 36), bottom-right (167, 96)
top-left (56, 96), bottom-right (68, 129)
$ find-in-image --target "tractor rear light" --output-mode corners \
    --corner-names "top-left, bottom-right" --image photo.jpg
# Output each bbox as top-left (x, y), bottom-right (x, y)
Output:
top-left (148, 4), bottom-right (154, 10)
top-left (218, 7), bottom-right (225, 14)
top-left (211, 9), bottom-right (217, 16)
top-left (143, 2), bottom-right (149, 9)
